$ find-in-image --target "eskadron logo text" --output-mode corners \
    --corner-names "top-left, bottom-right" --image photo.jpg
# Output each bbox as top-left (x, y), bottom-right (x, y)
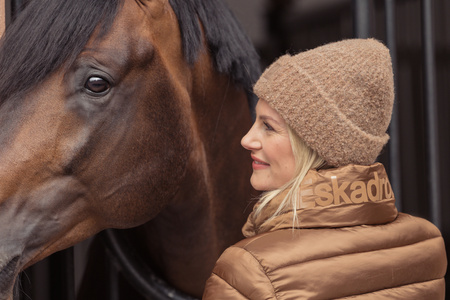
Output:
top-left (300, 172), bottom-right (393, 208)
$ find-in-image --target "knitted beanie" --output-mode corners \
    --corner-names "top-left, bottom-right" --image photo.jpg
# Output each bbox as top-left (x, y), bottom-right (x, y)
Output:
top-left (254, 38), bottom-right (394, 166)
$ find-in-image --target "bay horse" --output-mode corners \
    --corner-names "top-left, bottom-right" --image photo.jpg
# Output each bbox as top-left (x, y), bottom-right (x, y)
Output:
top-left (0, 0), bottom-right (260, 299)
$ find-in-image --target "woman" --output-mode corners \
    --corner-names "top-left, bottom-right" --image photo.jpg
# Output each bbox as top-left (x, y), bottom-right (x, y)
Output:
top-left (203, 39), bottom-right (447, 299)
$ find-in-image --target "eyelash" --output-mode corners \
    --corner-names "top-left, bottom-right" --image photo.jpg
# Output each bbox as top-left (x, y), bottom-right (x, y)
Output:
top-left (263, 121), bottom-right (274, 131)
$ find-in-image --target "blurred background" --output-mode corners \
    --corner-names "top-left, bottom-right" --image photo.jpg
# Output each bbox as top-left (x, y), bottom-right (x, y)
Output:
top-left (2, 0), bottom-right (449, 299)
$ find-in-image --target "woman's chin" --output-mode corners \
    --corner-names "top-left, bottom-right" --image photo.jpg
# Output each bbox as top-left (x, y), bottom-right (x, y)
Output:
top-left (250, 176), bottom-right (272, 192)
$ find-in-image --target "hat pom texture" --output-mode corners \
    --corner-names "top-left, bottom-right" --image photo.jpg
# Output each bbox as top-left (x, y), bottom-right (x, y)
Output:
top-left (254, 38), bottom-right (394, 166)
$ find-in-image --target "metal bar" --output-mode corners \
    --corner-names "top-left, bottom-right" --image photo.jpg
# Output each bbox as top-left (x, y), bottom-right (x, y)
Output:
top-left (352, 0), bottom-right (371, 38)
top-left (50, 248), bottom-right (76, 300)
top-left (102, 229), bottom-right (198, 300)
top-left (10, 0), bottom-right (22, 19)
top-left (108, 250), bottom-right (120, 300)
top-left (384, 0), bottom-right (402, 211)
top-left (2, 0), bottom-right (24, 27)
top-left (63, 248), bottom-right (76, 300)
top-left (421, 0), bottom-right (441, 228)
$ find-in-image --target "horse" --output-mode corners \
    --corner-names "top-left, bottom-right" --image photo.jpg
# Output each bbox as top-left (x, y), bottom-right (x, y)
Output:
top-left (0, 0), bottom-right (260, 299)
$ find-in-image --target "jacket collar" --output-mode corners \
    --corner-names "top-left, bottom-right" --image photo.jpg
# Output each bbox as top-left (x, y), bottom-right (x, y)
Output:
top-left (242, 163), bottom-right (398, 238)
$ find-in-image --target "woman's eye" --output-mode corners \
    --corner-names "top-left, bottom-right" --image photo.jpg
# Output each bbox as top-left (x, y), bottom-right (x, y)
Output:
top-left (84, 76), bottom-right (110, 94)
top-left (263, 121), bottom-right (274, 131)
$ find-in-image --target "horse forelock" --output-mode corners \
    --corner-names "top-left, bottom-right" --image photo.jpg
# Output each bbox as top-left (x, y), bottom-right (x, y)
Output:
top-left (0, 0), bottom-right (121, 103)
top-left (169, 0), bottom-right (261, 110)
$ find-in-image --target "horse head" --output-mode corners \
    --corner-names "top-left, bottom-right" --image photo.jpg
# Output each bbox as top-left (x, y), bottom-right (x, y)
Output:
top-left (0, 0), bottom-right (259, 298)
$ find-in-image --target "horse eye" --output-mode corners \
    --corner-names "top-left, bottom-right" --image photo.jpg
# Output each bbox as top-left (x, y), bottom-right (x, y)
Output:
top-left (84, 76), bottom-right (110, 94)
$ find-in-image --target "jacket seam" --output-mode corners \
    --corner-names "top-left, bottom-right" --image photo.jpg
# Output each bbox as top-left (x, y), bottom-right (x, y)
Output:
top-left (265, 196), bottom-right (396, 216)
top-left (268, 235), bottom-right (443, 271)
top-left (239, 231), bottom-right (275, 247)
top-left (239, 246), bottom-right (279, 299)
top-left (333, 277), bottom-right (445, 299)
top-left (210, 271), bottom-right (250, 299)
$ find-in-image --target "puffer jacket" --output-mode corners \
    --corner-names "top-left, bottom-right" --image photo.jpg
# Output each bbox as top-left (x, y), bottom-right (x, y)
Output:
top-left (203, 163), bottom-right (447, 299)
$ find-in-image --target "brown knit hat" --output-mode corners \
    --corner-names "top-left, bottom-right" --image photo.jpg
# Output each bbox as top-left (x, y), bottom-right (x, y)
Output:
top-left (254, 38), bottom-right (394, 166)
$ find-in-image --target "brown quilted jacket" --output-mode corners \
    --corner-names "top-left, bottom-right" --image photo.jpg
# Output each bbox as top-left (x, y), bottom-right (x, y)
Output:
top-left (203, 163), bottom-right (447, 299)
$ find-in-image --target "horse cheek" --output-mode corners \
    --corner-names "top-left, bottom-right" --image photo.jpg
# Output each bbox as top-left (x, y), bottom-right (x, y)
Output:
top-left (99, 74), bottom-right (192, 228)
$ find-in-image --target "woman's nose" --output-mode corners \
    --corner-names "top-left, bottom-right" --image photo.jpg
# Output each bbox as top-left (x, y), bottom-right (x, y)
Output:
top-left (241, 126), bottom-right (261, 150)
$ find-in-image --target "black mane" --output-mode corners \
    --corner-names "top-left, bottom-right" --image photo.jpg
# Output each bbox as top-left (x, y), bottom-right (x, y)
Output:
top-left (0, 0), bottom-right (260, 107)
top-left (169, 0), bottom-right (261, 107)
top-left (0, 0), bottom-right (120, 101)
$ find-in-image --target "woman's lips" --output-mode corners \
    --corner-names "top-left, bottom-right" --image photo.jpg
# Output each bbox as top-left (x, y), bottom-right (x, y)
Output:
top-left (251, 155), bottom-right (269, 170)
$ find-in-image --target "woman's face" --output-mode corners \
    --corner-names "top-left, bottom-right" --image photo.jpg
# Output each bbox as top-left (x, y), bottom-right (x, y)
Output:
top-left (241, 99), bottom-right (296, 191)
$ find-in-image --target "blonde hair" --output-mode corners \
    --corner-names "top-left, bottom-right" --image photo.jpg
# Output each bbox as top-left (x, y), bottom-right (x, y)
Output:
top-left (255, 126), bottom-right (326, 225)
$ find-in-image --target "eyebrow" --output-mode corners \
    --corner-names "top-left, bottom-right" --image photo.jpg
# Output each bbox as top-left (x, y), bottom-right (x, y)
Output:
top-left (258, 115), bottom-right (282, 125)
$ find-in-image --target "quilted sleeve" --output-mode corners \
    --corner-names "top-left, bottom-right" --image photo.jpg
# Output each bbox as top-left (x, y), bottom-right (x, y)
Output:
top-left (202, 246), bottom-right (276, 300)
top-left (203, 273), bottom-right (249, 299)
